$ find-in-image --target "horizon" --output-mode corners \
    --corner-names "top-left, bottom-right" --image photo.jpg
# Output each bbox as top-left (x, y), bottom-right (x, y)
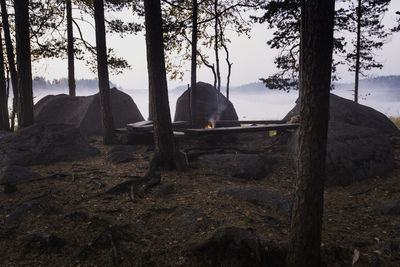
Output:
top-left (35, 1), bottom-right (400, 90)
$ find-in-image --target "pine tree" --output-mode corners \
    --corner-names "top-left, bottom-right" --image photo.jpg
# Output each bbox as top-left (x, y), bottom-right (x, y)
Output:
top-left (345, 0), bottom-right (391, 103)
top-left (14, 0), bottom-right (34, 129)
top-left (66, 0), bottom-right (76, 96)
top-left (94, 0), bottom-right (116, 144)
top-left (1, 0), bottom-right (18, 131)
top-left (144, 0), bottom-right (178, 170)
top-left (288, 0), bottom-right (335, 266)
top-left (0, 30), bottom-right (9, 131)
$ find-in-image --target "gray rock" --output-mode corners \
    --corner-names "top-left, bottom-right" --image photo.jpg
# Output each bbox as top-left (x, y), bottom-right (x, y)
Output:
top-left (191, 226), bottom-right (286, 267)
top-left (34, 87), bottom-right (144, 138)
top-left (373, 202), bottom-right (400, 216)
top-left (154, 183), bottom-right (175, 197)
top-left (0, 123), bottom-right (99, 167)
top-left (196, 154), bottom-right (274, 180)
top-left (22, 232), bottom-right (65, 250)
top-left (174, 82), bottom-right (238, 127)
top-left (288, 121), bottom-right (395, 187)
top-left (6, 202), bottom-right (39, 223)
top-left (0, 165), bottom-right (41, 192)
top-left (106, 151), bottom-right (134, 164)
top-left (219, 187), bottom-right (291, 215)
top-left (284, 93), bottom-right (399, 136)
top-left (106, 145), bottom-right (140, 164)
top-left (170, 209), bottom-right (208, 238)
top-left (0, 165), bottom-right (41, 184)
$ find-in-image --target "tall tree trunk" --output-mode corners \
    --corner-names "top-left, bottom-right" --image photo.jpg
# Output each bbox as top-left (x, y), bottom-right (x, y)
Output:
top-left (0, 31), bottom-right (9, 131)
top-left (144, 0), bottom-right (177, 169)
top-left (214, 0), bottom-right (221, 93)
top-left (218, 18), bottom-right (232, 100)
top-left (14, 0), bottom-right (34, 129)
top-left (223, 44), bottom-right (232, 100)
top-left (66, 0), bottom-right (76, 96)
top-left (1, 0), bottom-right (18, 131)
top-left (354, 0), bottom-right (361, 103)
top-left (190, 0), bottom-right (198, 126)
top-left (287, 0), bottom-right (335, 266)
top-left (94, 0), bottom-right (116, 144)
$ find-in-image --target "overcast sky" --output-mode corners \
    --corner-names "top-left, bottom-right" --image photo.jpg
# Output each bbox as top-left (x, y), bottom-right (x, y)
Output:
top-left (35, 1), bottom-right (400, 90)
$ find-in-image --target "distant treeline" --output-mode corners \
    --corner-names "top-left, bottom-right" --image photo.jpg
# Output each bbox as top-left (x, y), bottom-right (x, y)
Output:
top-left (31, 77), bottom-right (117, 90)
top-left (334, 75), bottom-right (400, 90)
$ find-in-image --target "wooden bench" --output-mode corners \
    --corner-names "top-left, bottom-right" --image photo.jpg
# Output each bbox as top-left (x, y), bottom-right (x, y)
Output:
top-left (183, 123), bottom-right (299, 136)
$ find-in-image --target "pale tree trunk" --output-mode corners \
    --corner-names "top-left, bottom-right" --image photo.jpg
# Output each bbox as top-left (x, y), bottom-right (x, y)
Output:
top-left (287, 0), bottom-right (335, 266)
top-left (94, 0), bottom-right (116, 144)
top-left (190, 0), bottom-right (198, 125)
top-left (67, 0), bottom-right (76, 96)
top-left (144, 0), bottom-right (177, 169)
top-left (1, 0), bottom-right (18, 131)
top-left (214, 0), bottom-right (221, 93)
top-left (14, 0), bottom-right (34, 129)
top-left (218, 18), bottom-right (232, 100)
top-left (354, 0), bottom-right (361, 103)
top-left (0, 31), bottom-right (9, 131)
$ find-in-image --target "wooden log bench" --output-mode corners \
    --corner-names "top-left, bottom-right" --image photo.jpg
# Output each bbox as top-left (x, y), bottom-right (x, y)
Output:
top-left (119, 121), bottom-right (298, 142)
top-left (183, 123), bottom-right (299, 136)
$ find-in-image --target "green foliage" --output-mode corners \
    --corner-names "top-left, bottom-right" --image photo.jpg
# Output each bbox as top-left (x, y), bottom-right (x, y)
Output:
top-left (254, 0), bottom-right (391, 91)
top-left (162, 0), bottom-right (258, 81)
top-left (25, 0), bottom-right (141, 74)
top-left (344, 0), bottom-right (391, 75)
top-left (392, 11), bottom-right (400, 32)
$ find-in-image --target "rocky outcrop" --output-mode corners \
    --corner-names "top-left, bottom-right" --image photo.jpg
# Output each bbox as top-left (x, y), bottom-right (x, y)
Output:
top-left (174, 82), bottom-right (238, 127)
top-left (34, 87), bottom-right (144, 138)
top-left (219, 187), bottom-right (291, 215)
top-left (285, 93), bottom-right (397, 187)
top-left (196, 154), bottom-right (274, 180)
top-left (284, 93), bottom-right (399, 136)
top-left (0, 165), bottom-right (41, 192)
top-left (288, 121), bottom-right (394, 187)
top-left (0, 123), bottom-right (99, 167)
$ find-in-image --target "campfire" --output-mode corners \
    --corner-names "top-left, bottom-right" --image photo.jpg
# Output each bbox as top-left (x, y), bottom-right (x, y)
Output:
top-left (204, 119), bottom-right (216, 129)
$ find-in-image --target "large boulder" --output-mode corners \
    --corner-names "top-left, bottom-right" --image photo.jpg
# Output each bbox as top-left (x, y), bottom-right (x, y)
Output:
top-left (284, 93), bottom-right (399, 136)
top-left (288, 121), bottom-right (395, 187)
top-left (34, 87), bottom-right (144, 138)
top-left (0, 123), bottom-right (99, 167)
top-left (284, 93), bottom-right (397, 186)
top-left (174, 82), bottom-right (238, 126)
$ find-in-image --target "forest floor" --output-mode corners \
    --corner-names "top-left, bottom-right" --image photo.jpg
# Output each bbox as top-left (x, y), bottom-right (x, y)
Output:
top-left (0, 131), bottom-right (399, 266)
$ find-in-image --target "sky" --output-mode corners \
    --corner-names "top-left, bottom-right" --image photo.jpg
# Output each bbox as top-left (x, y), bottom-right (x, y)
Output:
top-left (35, 1), bottom-right (400, 91)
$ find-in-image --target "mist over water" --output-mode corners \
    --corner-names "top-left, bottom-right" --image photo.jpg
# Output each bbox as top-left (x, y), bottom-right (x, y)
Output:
top-left (7, 85), bottom-right (400, 122)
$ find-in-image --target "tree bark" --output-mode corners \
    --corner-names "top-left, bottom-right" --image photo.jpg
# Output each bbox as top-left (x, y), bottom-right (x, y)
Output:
top-left (214, 0), bottom-right (221, 93)
top-left (1, 0), bottom-right (18, 131)
top-left (94, 0), bottom-right (116, 144)
top-left (218, 18), bottom-right (232, 100)
top-left (14, 0), bottom-right (34, 129)
top-left (190, 0), bottom-right (198, 126)
top-left (144, 0), bottom-right (176, 169)
top-left (0, 30), bottom-right (9, 131)
top-left (287, 0), bottom-right (335, 267)
top-left (354, 0), bottom-right (361, 103)
top-left (66, 0), bottom-right (76, 96)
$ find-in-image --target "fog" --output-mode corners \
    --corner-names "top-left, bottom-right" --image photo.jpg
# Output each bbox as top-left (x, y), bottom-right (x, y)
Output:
top-left (23, 85), bottom-right (400, 122)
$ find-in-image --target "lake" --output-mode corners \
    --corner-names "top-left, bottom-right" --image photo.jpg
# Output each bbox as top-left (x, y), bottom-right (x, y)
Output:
top-left (7, 86), bottom-right (400, 121)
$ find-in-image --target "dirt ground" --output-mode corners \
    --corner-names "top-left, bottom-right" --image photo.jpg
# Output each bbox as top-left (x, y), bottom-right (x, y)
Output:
top-left (0, 132), bottom-right (399, 266)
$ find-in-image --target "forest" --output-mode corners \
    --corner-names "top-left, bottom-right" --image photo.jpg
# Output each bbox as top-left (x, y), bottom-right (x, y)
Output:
top-left (0, 0), bottom-right (400, 266)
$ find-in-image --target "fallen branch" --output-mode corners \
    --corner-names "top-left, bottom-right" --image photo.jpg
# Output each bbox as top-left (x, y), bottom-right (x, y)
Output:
top-left (109, 233), bottom-right (120, 266)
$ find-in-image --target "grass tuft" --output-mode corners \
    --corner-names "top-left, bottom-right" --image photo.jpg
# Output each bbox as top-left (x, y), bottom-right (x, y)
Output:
top-left (390, 117), bottom-right (400, 130)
